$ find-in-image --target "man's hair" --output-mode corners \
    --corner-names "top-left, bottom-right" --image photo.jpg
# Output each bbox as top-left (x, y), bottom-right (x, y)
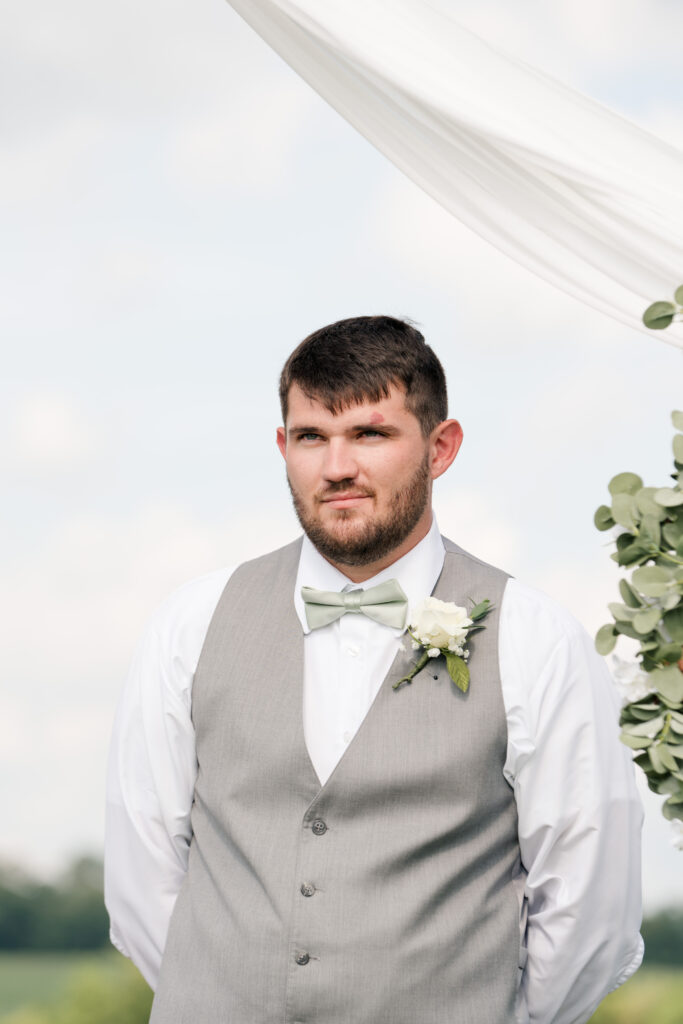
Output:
top-left (279, 315), bottom-right (448, 437)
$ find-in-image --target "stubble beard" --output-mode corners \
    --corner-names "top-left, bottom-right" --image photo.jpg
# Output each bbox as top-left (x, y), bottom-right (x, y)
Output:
top-left (288, 453), bottom-right (431, 568)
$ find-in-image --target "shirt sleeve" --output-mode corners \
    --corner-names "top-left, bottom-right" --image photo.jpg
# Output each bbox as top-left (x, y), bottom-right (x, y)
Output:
top-left (499, 578), bottom-right (644, 1024)
top-left (104, 567), bottom-right (234, 990)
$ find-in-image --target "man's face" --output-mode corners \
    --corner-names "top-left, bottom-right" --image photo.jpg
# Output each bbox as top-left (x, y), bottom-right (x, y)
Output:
top-left (276, 384), bottom-right (435, 571)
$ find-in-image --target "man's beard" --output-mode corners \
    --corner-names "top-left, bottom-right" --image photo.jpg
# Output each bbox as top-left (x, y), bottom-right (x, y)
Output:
top-left (288, 453), bottom-right (431, 568)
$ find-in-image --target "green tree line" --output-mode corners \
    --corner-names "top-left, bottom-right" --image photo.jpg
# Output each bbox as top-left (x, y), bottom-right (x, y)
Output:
top-left (1, 856), bottom-right (682, 964)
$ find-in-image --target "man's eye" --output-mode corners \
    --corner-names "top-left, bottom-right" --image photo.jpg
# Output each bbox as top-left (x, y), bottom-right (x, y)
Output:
top-left (298, 432), bottom-right (322, 442)
top-left (359, 429), bottom-right (384, 438)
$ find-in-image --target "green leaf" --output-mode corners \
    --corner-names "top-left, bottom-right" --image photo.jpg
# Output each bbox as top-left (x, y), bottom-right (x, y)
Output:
top-left (666, 744), bottom-right (683, 758)
top-left (593, 504), bottom-right (615, 531)
top-left (611, 494), bottom-right (639, 531)
top-left (662, 799), bottom-right (683, 822)
top-left (614, 620), bottom-right (645, 641)
top-left (663, 607), bottom-right (683, 643)
top-left (663, 520), bottom-right (683, 548)
top-left (633, 607), bottom-right (662, 634)
top-left (624, 715), bottom-right (665, 738)
top-left (674, 435), bottom-right (683, 464)
top-left (657, 643), bottom-right (683, 663)
top-left (652, 664), bottom-right (683, 703)
top-left (444, 652), bottom-right (469, 693)
top-left (595, 624), bottom-right (618, 655)
top-left (674, 287), bottom-right (683, 307)
top-left (632, 565), bottom-right (673, 597)
top-left (469, 599), bottom-right (491, 621)
top-left (654, 487), bottom-right (683, 507)
top-left (619, 579), bottom-right (643, 608)
top-left (620, 732), bottom-right (651, 750)
top-left (658, 744), bottom-right (680, 773)
top-left (635, 487), bottom-right (668, 519)
top-left (643, 301), bottom-right (676, 329)
top-left (608, 473), bottom-right (644, 497)
top-left (608, 602), bottom-right (635, 621)
top-left (614, 543), bottom-right (649, 567)
top-left (649, 745), bottom-right (666, 773)
top-left (672, 410), bottom-right (683, 431)
top-left (639, 515), bottom-right (661, 548)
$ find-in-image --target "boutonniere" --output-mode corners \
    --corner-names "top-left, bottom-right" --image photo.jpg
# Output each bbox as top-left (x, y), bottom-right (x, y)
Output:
top-left (393, 596), bottom-right (492, 693)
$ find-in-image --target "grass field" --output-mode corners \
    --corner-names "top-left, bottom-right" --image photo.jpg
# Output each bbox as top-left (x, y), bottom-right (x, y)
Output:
top-left (0, 953), bottom-right (681, 1023)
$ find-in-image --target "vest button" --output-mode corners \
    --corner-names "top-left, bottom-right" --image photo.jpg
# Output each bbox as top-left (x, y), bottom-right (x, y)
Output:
top-left (311, 818), bottom-right (327, 835)
top-left (300, 882), bottom-right (316, 897)
top-left (295, 951), bottom-right (310, 966)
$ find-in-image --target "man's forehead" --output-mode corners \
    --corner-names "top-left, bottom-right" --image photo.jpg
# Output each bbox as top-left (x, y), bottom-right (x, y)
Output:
top-left (286, 382), bottom-right (408, 420)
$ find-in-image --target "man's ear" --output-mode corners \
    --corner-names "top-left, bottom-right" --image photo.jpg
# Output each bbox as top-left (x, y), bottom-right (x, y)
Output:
top-left (430, 419), bottom-right (463, 480)
top-left (276, 426), bottom-right (287, 459)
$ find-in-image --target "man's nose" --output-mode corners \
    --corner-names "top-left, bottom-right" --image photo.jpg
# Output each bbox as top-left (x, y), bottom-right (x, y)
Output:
top-left (322, 439), bottom-right (358, 482)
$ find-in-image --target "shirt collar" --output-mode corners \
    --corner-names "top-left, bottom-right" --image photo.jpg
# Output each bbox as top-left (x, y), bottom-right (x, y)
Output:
top-left (294, 514), bottom-right (446, 636)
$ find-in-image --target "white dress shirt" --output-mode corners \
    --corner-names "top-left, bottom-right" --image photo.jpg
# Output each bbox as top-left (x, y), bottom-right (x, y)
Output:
top-left (105, 516), bottom-right (644, 1023)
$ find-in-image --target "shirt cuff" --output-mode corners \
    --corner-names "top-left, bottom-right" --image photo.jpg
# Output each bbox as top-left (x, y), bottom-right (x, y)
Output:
top-left (608, 933), bottom-right (644, 993)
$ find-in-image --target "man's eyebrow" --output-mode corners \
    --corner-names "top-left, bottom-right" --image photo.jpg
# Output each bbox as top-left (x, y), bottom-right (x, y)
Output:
top-left (287, 424), bottom-right (325, 437)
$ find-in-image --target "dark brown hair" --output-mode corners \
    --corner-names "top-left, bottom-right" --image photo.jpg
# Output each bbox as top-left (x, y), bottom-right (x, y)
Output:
top-left (279, 315), bottom-right (448, 437)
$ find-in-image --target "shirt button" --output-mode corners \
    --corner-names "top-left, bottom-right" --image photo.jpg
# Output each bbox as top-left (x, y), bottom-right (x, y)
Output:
top-left (295, 951), bottom-right (310, 966)
top-left (346, 645), bottom-right (359, 657)
top-left (300, 882), bottom-right (316, 897)
top-left (342, 731), bottom-right (351, 744)
top-left (311, 818), bottom-right (327, 835)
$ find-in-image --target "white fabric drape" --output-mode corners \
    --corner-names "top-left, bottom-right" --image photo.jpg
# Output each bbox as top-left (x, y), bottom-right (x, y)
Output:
top-left (225, 0), bottom-right (683, 347)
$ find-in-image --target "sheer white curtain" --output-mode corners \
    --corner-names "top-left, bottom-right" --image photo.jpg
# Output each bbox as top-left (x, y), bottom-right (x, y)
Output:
top-left (225, 0), bottom-right (683, 347)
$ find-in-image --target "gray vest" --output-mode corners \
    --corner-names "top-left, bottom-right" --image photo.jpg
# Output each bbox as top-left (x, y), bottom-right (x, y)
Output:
top-left (150, 537), bottom-right (526, 1024)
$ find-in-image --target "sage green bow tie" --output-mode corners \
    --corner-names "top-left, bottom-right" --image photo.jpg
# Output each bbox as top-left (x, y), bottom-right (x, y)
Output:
top-left (301, 579), bottom-right (408, 631)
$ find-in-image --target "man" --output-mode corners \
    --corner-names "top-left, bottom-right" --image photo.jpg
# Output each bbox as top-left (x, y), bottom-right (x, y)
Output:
top-left (105, 315), bottom-right (643, 1024)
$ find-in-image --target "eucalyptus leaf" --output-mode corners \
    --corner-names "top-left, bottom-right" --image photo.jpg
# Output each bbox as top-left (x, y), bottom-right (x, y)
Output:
top-left (633, 607), bottom-right (662, 634)
top-left (608, 602), bottom-right (635, 622)
top-left (652, 664), bottom-right (683, 703)
top-left (663, 520), bottom-right (683, 548)
top-left (657, 643), bottom-right (683, 663)
top-left (632, 565), bottom-right (673, 597)
top-left (658, 745), bottom-right (680, 773)
top-left (674, 435), bottom-right (683, 463)
top-left (619, 579), bottom-right (642, 608)
top-left (635, 487), bottom-right (668, 519)
top-left (662, 799), bottom-right (683, 822)
top-left (672, 410), bottom-right (683, 431)
top-left (663, 607), bottom-right (683, 643)
top-left (614, 620), bottom-right (643, 641)
top-left (654, 487), bottom-right (683, 507)
top-left (656, 775), bottom-right (681, 795)
top-left (611, 493), bottom-right (639, 531)
top-left (593, 505), bottom-right (615, 532)
top-left (674, 288), bottom-right (683, 307)
top-left (624, 715), bottom-right (665, 738)
top-left (643, 301), bottom-right (676, 329)
top-left (595, 624), bottom-right (617, 655)
top-left (620, 732), bottom-right (651, 750)
top-left (649, 745), bottom-right (666, 773)
top-left (666, 744), bottom-right (683, 758)
top-left (615, 544), bottom-right (649, 567)
top-left (608, 472), bottom-right (644, 497)
top-left (639, 515), bottom-right (661, 548)
top-left (444, 651), bottom-right (469, 693)
top-left (662, 591), bottom-right (682, 611)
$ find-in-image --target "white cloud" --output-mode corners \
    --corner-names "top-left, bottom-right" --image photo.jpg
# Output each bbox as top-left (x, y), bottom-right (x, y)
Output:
top-left (5, 392), bottom-right (98, 476)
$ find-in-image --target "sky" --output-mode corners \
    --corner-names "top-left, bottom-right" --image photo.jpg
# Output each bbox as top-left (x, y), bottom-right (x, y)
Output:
top-left (2, 0), bottom-right (683, 910)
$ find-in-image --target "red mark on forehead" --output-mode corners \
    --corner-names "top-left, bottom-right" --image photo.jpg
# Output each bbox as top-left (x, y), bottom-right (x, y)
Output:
top-left (369, 412), bottom-right (384, 424)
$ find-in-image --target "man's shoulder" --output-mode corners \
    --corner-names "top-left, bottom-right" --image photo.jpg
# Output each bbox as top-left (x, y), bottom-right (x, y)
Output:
top-left (147, 538), bottom-right (304, 638)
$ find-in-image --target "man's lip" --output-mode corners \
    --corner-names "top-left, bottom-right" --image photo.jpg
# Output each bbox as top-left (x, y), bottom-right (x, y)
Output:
top-left (320, 493), bottom-right (371, 507)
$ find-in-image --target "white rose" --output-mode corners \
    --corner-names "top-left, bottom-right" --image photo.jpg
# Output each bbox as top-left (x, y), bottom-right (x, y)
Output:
top-left (410, 597), bottom-right (472, 651)
top-left (611, 655), bottom-right (655, 706)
